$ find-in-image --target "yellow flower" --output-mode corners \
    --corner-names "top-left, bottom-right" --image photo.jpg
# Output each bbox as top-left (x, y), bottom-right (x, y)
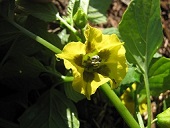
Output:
top-left (121, 83), bottom-right (147, 115)
top-left (57, 25), bottom-right (127, 99)
top-left (121, 84), bottom-right (135, 114)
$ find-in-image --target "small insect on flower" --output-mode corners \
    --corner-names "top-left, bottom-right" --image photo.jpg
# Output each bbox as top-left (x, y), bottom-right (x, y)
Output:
top-left (91, 55), bottom-right (101, 68)
top-left (82, 54), bottom-right (102, 72)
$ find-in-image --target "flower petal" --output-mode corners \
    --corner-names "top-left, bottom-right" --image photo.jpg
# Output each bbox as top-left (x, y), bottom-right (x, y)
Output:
top-left (57, 42), bottom-right (86, 61)
top-left (72, 71), bottom-right (111, 100)
top-left (56, 42), bottom-right (85, 70)
top-left (57, 42), bottom-right (86, 78)
top-left (96, 34), bottom-right (123, 51)
top-left (102, 44), bottom-right (127, 88)
top-left (84, 25), bottom-right (102, 53)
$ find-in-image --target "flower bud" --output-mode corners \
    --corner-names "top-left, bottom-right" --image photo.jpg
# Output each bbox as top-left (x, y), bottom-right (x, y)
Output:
top-left (73, 8), bottom-right (87, 28)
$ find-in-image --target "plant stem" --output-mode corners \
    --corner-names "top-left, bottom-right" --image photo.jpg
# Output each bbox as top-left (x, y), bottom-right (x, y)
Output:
top-left (151, 118), bottom-right (157, 125)
top-left (7, 19), bottom-right (62, 54)
top-left (100, 83), bottom-right (140, 128)
top-left (56, 13), bottom-right (77, 34)
top-left (61, 76), bottom-right (74, 82)
top-left (137, 112), bottom-right (145, 128)
top-left (143, 72), bottom-right (151, 128)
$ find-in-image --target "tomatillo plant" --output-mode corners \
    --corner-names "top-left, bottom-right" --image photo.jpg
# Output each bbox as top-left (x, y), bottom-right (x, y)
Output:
top-left (0, 0), bottom-right (169, 128)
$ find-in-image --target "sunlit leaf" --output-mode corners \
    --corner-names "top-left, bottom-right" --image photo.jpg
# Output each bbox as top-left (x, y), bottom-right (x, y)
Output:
top-left (64, 0), bottom-right (76, 26)
top-left (119, 0), bottom-right (163, 70)
top-left (64, 0), bottom-right (89, 26)
top-left (19, 89), bottom-right (79, 128)
top-left (157, 107), bottom-right (170, 128)
top-left (88, 0), bottom-right (112, 24)
top-left (148, 57), bottom-right (170, 95)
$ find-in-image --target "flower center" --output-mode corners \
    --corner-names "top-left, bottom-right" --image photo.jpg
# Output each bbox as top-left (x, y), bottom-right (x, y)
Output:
top-left (82, 53), bottom-right (102, 72)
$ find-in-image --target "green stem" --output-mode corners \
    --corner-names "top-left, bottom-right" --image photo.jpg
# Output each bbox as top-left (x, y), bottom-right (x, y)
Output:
top-left (56, 13), bottom-right (77, 34)
top-left (6, 19), bottom-right (61, 54)
top-left (143, 72), bottom-right (151, 128)
top-left (137, 112), bottom-right (145, 128)
top-left (151, 118), bottom-right (157, 124)
top-left (61, 76), bottom-right (74, 82)
top-left (100, 83), bottom-right (140, 128)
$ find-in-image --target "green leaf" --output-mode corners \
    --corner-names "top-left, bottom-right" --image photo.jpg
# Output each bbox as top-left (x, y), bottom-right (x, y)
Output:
top-left (88, 0), bottom-right (112, 24)
top-left (19, 89), bottom-right (80, 128)
top-left (78, 0), bottom-right (89, 15)
top-left (58, 29), bottom-right (69, 45)
top-left (0, 18), bottom-right (20, 46)
top-left (115, 66), bottom-right (141, 95)
top-left (64, 0), bottom-right (89, 26)
top-left (119, 0), bottom-right (163, 70)
top-left (0, 55), bottom-right (48, 90)
top-left (148, 57), bottom-right (170, 96)
top-left (16, 0), bottom-right (58, 22)
top-left (102, 27), bottom-right (121, 39)
top-left (63, 0), bottom-right (76, 26)
top-left (0, 0), bottom-right (15, 18)
top-left (157, 107), bottom-right (170, 128)
top-left (121, 66), bottom-right (141, 85)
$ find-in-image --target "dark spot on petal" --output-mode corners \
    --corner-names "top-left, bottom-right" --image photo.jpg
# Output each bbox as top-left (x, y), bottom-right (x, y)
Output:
top-left (86, 41), bottom-right (95, 53)
top-left (74, 54), bottom-right (83, 67)
top-left (112, 79), bottom-right (117, 85)
top-left (83, 71), bottom-right (94, 82)
top-left (98, 49), bottom-right (111, 61)
top-left (97, 65), bottom-right (110, 76)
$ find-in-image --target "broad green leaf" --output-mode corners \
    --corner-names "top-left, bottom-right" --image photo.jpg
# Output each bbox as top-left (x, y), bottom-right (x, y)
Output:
top-left (121, 66), bottom-right (141, 85)
top-left (119, 0), bottom-right (163, 69)
top-left (16, 0), bottom-right (58, 22)
top-left (88, 0), bottom-right (112, 24)
top-left (157, 107), bottom-right (170, 128)
top-left (148, 57), bottom-right (170, 96)
top-left (0, 55), bottom-right (48, 90)
top-left (19, 89), bottom-right (79, 128)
